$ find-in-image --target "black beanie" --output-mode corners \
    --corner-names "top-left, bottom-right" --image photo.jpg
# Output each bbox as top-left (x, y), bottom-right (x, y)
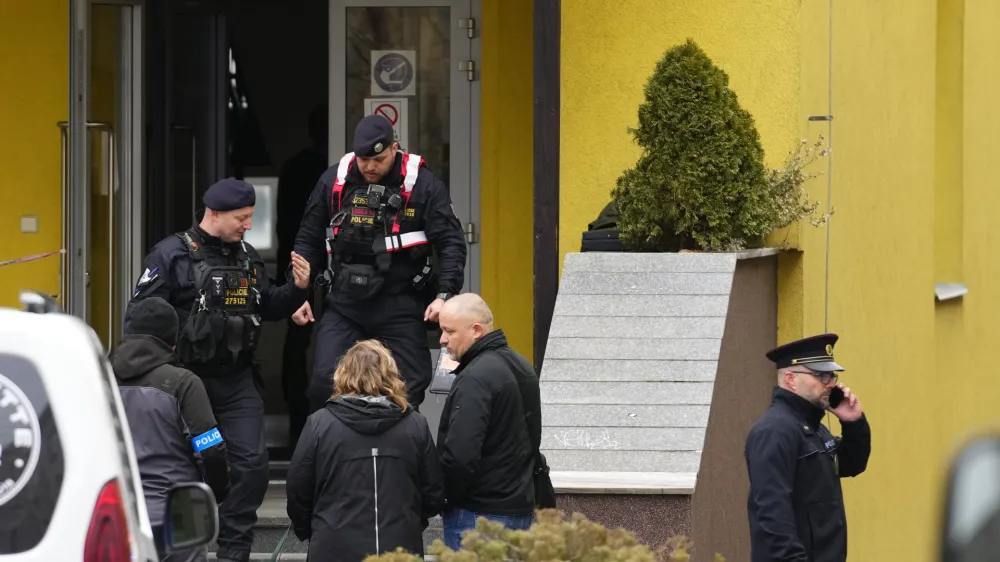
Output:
top-left (202, 178), bottom-right (256, 212)
top-left (126, 297), bottom-right (179, 347)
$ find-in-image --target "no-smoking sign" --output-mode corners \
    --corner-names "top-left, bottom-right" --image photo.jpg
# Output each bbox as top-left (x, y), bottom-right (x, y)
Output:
top-left (365, 97), bottom-right (409, 149)
top-left (374, 103), bottom-right (399, 125)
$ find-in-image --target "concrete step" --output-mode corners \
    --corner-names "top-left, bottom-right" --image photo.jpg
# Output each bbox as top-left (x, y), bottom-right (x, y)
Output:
top-left (207, 479), bottom-right (444, 558)
top-left (269, 459), bottom-right (290, 481)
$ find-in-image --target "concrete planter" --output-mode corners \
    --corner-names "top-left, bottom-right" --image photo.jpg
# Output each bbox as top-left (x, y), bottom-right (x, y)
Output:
top-left (539, 249), bottom-right (780, 562)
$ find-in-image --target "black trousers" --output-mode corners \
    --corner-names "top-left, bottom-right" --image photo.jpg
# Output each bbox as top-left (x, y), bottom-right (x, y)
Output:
top-left (307, 291), bottom-right (431, 412)
top-left (280, 318), bottom-right (312, 446)
top-left (201, 367), bottom-right (269, 562)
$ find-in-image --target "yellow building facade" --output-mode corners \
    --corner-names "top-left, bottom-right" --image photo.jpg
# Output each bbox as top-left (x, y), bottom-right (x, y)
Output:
top-left (560, 0), bottom-right (1000, 560)
top-left (0, 2), bottom-right (67, 312)
top-left (4, 0), bottom-right (1000, 560)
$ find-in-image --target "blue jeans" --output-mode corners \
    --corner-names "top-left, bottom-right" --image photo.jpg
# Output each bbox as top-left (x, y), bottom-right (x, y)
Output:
top-left (442, 509), bottom-right (535, 550)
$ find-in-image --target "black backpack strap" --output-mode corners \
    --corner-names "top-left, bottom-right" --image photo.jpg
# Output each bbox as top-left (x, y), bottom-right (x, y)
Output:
top-left (494, 348), bottom-right (556, 508)
top-left (495, 349), bottom-right (541, 451)
top-left (176, 230), bottom-right (206, 261)
top-left (176, 230), bottom-right (213, 297)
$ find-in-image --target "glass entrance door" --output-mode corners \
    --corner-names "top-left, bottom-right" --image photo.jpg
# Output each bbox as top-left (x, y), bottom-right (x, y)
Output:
top-left (65, 0), bottom-right (144, 349)
top-left (330, 0), bottom-right (480, 294)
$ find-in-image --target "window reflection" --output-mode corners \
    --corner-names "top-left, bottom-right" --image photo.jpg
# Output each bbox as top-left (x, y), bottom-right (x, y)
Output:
top-left (345, 7), bottom-right (451, 188)
top-left (243, 177), bottom-right (276, 255)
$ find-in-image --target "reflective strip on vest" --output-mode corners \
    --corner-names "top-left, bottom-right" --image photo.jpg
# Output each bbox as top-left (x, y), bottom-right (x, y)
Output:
top-left (329, 151), bottom-right (426, 246)
top-left (401, 153), bottom-right (421, 193)
top-left (330, 152), bottom-right (356, 237)
top-left (393, 153), bottom-right (424, 234)
top-left (384, 231), bottom-right (429, 252)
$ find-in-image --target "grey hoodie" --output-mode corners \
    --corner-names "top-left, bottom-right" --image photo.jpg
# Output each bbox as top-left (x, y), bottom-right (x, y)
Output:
top-left (111, 334), bottom-right (230, 523)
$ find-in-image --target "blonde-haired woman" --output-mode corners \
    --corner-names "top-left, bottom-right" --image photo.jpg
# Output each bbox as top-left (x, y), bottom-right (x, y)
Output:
top-left (286, 339), bottom-right (444, 562)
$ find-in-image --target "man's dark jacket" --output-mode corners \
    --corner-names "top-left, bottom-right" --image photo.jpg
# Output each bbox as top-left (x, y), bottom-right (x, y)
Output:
top-left (286, 396), bottom-right (444, 561)
top-left (745, 387), bottom-right (872, 562)
top-left (292, 151), bottom-right (467, 300)
top-left (437, 329), bottom-right (539, 515)
top-left (111, 334), bottom-right (231, 524)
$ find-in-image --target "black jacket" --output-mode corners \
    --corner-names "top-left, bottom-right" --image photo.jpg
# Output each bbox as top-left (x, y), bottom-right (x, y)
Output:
top-left (111, 335), bottom-right (231, 523)
top-left (286, 396), bottom-right (444, 561)
top-left (437, 330), bottom-right (539, 515)
top-left (292, 152), bottom-right (467, 299)
top-left (124, 224), bottom-right (308, 373)
top-left (745, 387), bottom-right (872, 562)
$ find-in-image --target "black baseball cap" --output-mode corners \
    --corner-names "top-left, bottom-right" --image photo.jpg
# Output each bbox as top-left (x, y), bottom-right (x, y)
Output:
top-left (352, 114), bottom-right (395, 157)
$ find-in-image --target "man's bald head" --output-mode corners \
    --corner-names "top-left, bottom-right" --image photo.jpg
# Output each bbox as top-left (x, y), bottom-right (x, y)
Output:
top-left (440, 293), bottom-right (494, 330)
top-left (438, 293), bottom-right (494, 361)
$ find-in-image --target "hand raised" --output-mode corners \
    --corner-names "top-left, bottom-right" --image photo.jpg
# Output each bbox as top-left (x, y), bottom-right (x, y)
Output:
top-left (291, 252), bottom-right (311, 289)
top-left (829, 383), bottom-right (863, 422)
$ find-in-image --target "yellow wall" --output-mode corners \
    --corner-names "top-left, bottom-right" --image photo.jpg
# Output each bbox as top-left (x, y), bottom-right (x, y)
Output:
top-left (479, 0), bottom-right (535, 359)
top-left (0, 0), bottom-right (68, 307)
top-left (795, 1), bottom-right (938, 559)
top-left (958, 0), bottom-right (1000, 441)
top-left (794, 0), bottom-right (1000, 560)
top-left (559, 0), bottom-right (802, 267)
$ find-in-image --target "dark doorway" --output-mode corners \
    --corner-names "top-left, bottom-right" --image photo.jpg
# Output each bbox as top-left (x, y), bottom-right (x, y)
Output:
top-left (143, 0), bottom-right (331, 459)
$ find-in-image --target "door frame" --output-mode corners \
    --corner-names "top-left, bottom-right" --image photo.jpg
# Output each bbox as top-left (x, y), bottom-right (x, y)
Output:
top-left (327, 0), bottom-right (481, 294)
top-left (67, 0), bottom-right (145, 341)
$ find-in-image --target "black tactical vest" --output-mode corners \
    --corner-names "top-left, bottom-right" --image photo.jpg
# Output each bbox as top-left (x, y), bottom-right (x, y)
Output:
top-left (175, 229), bottom-right (262, 367)
top-left (322, 152), bottom-right (432, 300)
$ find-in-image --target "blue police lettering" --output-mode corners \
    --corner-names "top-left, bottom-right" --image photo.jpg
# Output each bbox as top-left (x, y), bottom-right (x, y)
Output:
top-left (192, 428), bottom-right (224, 452)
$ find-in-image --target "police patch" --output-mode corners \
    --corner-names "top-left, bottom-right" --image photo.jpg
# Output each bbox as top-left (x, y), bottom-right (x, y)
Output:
top-left (133, 266), bottom-right (159, 296)
top-left (192, 427), bottom-right (224, 453)
top-left (138, 267), bottom-right (158, 285)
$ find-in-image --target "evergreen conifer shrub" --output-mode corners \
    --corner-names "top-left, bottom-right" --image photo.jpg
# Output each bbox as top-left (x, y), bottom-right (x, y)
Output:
top-left (611, 39), bottom-right (774, 252)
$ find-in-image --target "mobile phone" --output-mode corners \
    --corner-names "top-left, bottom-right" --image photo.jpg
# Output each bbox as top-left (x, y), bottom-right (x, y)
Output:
top-left (828, 386), bottom-right (844, 409)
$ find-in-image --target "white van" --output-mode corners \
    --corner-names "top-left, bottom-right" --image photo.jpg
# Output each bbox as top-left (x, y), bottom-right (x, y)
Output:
top-left (0, 291), bottom-right (218, 561)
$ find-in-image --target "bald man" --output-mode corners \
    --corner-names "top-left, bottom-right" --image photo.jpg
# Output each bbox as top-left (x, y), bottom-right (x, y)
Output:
top-left (436, 294), bottom-right (542, 549)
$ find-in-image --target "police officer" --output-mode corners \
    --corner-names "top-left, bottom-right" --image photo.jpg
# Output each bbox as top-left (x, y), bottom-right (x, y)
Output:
top-left (125, 178), bottom-right (311, 562)
top-left (290, 114), bottom-right (467, 412)
top-left (744, 334), bottom-right (872, 562)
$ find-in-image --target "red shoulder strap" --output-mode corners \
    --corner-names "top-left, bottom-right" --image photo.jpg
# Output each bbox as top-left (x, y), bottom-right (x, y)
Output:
top-left (393, 152), bottom-right (425, 234)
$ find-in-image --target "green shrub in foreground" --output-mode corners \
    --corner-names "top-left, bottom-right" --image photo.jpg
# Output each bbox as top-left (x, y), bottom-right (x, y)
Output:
top-left (363, 508), bottom-right (725, 562)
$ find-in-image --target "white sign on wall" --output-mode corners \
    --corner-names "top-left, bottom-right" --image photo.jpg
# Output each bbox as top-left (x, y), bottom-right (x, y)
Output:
top-left (371, 50), bottom-right (417, 97)
top-left (364, 97), bottom-right (409, 149)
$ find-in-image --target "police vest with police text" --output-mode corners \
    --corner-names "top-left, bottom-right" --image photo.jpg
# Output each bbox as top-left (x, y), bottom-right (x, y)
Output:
top-left (321, 152), bottom-right (433, 299)
top-left (326, 152), bottom-right (429, 258)
top-left (175, 230), bottom-right (263, 365)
